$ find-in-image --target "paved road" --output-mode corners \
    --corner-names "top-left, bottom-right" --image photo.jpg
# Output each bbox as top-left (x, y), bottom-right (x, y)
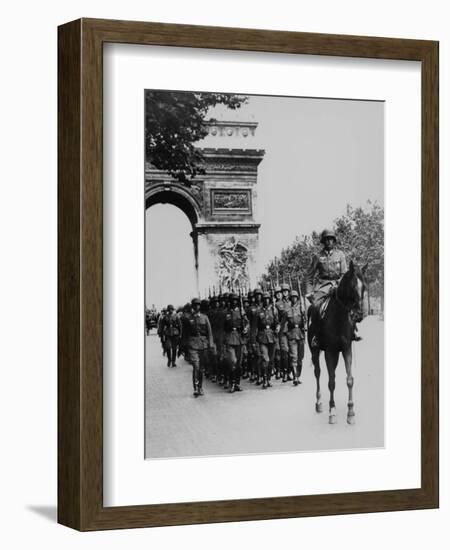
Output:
top-left (145, 316), bottom-right (384, 459)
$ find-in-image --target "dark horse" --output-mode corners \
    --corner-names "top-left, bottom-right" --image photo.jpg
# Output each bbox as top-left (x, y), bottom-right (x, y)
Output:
top-left (307, 261), bottom-right (367, 425)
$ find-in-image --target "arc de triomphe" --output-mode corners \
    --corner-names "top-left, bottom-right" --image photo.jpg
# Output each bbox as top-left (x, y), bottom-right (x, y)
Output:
top-left (145, 109), bottom-right (265, 295)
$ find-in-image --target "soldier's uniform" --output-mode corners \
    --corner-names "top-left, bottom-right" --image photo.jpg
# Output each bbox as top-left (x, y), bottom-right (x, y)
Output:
top-left (306, 248), bottom-right (347, 307)
top-left (185, 298), bottom-right (214, 397)
top-left (157, 309), bottom-right (167, 356)
top-left (160, 305), bottom-right (182, 367)
top-left (207, 296), bottom-right (225, 382)
top-left (240, 296), bottom-right (250, 379)
top-left (248, 288), bottom-right (263, 383)
top-left (223, 295), bottom-right (248, 392)
top-left (178, 304), bottom-right (191, 360)
top-left (281, 290), bottom-right (306, 385)
top-left (275, 283), bottom-right (291, 382)
top-left (256, 293), bottom-right (279, 389)
top-left (306, 229), bottom-right (348, 346)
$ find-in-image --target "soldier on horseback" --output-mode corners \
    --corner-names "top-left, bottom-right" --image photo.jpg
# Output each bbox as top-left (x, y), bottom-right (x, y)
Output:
top-left (306, 229), bottom-right (360, 347)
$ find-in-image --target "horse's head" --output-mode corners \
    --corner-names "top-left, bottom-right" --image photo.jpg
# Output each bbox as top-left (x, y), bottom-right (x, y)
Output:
top-left (337, 260), bottom-right (368, 322)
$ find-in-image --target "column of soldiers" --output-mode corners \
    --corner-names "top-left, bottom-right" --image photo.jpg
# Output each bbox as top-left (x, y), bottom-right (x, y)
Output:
top-left (156, 284), bottom-right (306, 398)
top-left (154, 228), bottom-right (359, 398)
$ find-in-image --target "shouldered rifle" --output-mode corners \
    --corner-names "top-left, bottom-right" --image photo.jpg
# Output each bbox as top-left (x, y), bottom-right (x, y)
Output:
top-left (298, 276), bottom-right (307, 329)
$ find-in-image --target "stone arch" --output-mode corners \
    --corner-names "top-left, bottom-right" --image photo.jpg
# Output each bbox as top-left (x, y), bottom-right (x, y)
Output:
top-left (145, 184), bottom-right (201, 291)
top-left (145, 183), bottom-right (201, 228)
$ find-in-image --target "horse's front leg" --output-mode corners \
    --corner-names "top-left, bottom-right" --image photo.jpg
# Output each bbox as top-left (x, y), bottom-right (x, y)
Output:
top-left (342, 346), bottom-right (355, 425)
top-left (311, 349), bottom-right (322, 413)
top-left (324, 351), bottom-right (339, 424)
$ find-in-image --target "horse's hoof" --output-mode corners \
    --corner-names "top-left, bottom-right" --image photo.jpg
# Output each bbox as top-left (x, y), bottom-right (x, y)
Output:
top-left (316, 403), bottom-right (323, 413)
top-left (347, 415), bottom-right (355, 425)
top-left (329, 415), bottom-right (337, 424)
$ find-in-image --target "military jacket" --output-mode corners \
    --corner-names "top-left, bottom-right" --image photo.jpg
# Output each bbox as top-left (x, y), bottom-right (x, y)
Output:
top-left (282, 302), bottom-right (305, 341)
top-left (246, 304), bottom-right (261, 343)
top-left (257, 306), bottom-right (279, 345)
top-left (306, 248), bottom-right (347, 293)
top-left (185, 312), bottom-right (213, 350)
top-left (156, 314), bottom-right (165, 336)
top-left (161, 312), bottom-right (182, 337)
top-left (208, 307), bottom-right (225, 334)
top-left (275, 299), bottom-right (290, 334)
top-left (224, 307), bottom-right (248, 346)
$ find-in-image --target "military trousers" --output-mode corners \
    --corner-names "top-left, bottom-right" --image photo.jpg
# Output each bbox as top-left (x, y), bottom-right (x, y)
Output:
top-left (247, 341), bottom-right (260, 378)
top-left (259, 342), bottom-right (276, 378)
top-left (189, 348), bottom-right (208, 389)
top-left (288, 338), bottom-right (305, 378)
top-left (164, 335), bottom-right (179, 365)
top-left (225, 344), bottom-right (243, 385)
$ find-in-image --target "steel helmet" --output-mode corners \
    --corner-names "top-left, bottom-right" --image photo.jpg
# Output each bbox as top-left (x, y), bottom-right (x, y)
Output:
top-left (290, 290), bottom-right (299, 298)
top-left (281, 283), bottom-right (290, 291)
top-left (191, 297), bottom-right (201, 306)
top-left (320, 229), bottom-right (337, 244)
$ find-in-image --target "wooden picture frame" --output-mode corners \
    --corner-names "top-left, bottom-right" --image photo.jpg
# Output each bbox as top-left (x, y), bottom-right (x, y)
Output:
top-left (58, 18), bottom-right (439, 531)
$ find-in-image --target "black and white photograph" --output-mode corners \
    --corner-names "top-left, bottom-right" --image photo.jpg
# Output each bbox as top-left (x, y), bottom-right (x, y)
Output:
top-left (144, 90), bottom-right (384, 460)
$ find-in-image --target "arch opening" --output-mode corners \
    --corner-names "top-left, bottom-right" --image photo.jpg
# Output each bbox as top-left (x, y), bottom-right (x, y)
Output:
top-left (145, 197), bottom-right (199, 308)
top-left (145, 189), bottom-right (199, 229)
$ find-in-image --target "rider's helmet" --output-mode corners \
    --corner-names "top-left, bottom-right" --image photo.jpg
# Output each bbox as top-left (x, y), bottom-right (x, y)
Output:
top-left (320, 229), bottom-right (337, 244)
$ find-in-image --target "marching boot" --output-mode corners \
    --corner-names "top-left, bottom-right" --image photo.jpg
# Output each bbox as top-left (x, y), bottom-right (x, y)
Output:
top-left (262, 374), bottom-right (268, 389)
top-left (266, 375), bottom-right (272, 388)
top-left (193, 384), bottom-right (199, 397)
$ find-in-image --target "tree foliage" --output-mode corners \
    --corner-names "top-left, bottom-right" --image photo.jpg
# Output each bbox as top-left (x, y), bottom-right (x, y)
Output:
top-left (145, 91), bottom-right (247, 185)
top-left (262, 201), bottom-right (384, 300)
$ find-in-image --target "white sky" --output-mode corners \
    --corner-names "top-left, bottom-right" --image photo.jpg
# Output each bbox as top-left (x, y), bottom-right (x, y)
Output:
top-left (146, 95), bottom-right (384, 309)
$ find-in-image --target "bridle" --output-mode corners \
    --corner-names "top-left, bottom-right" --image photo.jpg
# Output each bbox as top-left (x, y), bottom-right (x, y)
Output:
top-left (335, 272), bottom-right (365, 322)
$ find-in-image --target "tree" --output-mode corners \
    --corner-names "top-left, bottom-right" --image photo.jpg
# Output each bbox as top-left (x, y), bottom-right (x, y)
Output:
top-left (145, 91), bottom-right (247, 185)
top-left (333, 201), bottom-right (384, 310)
top-left (261, 233), bottom-right (319, 295)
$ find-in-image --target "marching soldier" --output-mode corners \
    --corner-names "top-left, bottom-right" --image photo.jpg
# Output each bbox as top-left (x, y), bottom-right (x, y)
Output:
top-left (281, 290), bottom-right (306, 385)
top-left (276, 283), bottom-right (292, 382)
top-left (250, 288), bottom-right (264, 384)
top-left (178, 303), bottom-right (192, 360)
top-left (241, 294), bottom-right (250, 379)
top-left (207, 295), bottom-right (225, 383)
top-left (160, 304), bottom-right (182, 367)
top-left (306, 228), bottom-right (348, 347)
top-left (157, 308), bottom-right (167, 356)
top-left (257, 292), bottom-right (279, 389)
top-left (223, 293), bottom-right (249, 393)
top-left (185, 297), bottom-right (214, 397)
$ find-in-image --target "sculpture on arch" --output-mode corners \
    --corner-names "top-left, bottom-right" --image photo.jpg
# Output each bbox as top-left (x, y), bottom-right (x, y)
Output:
top-left (216, 237), bottom-right (249, 290)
